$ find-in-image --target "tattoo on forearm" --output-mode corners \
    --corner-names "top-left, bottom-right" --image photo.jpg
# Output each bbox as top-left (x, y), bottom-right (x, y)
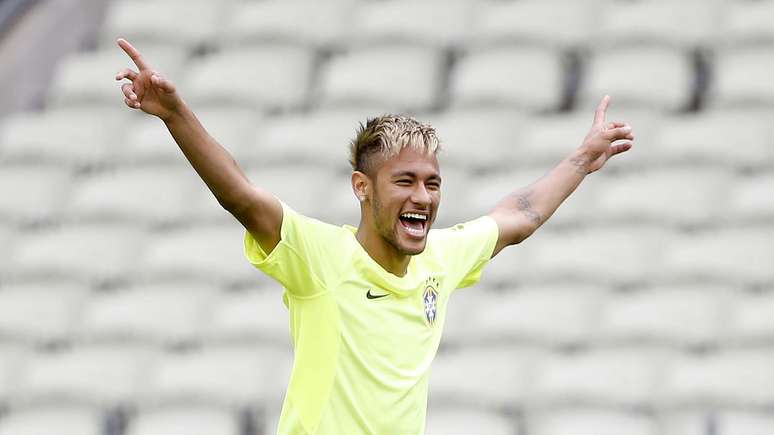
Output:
top-left (513, 189), bottom-right (542, 225)
top-left (569, 156), bottom-right (590, 175)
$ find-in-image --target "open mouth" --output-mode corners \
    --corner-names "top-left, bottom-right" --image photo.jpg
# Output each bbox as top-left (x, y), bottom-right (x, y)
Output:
top-left (398, 212), bottom-right (428, 239)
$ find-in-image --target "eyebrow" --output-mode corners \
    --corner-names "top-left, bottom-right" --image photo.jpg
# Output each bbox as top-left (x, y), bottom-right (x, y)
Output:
top-left (391, 170), bottom-right (442, 182)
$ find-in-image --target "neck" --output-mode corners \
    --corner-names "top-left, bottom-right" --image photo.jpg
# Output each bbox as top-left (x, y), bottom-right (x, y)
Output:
top-left (355, 222), bottom-right (411, 277)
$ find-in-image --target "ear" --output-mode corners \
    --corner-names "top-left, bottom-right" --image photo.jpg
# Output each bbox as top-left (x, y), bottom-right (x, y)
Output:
top-left (352, 171), bottom-right (370, 203)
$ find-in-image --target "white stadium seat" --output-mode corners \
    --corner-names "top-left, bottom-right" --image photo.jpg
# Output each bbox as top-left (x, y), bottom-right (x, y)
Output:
top-left (663, 350), bottom-right (774, 407)
top-left (10, 224), bottom-right (146, 285)
top-left (241, 165), bottom-right (339, 218)
top-left (0, 164), bottom-right (71, 224)
top-left (143, 345), bottom-right (292, 407)
top-left (709, 48), bottom-right (774, 108)
top-left (223, 0), bottom-right (353, 48)
top-left (716, 411), bottom-right (774, 435)
top-left (579, 47), bottom-right (694, 112)
top-left (425, 407), bottom-right (516, 435)
top-left (597, 285), bottom-right (728, 347)
top-left (18, 345), bottom-right (153, 407)
top-left (450, 47), bottom-right (564, 112)
top-left (49, 47), bottom-right (186, 108)
top-left (101, 0), bottom-right (227, 51)
top-left (718, 0), bottom-right (774, 46)
top-left (185, 46), bottom-right (315, 112)
top-left (0, 282), bottom-right (87, 345)
top-left (204, 287), bottom-right (291, 346)
top-left (0, 406), bottom-right (103, 435)
top-left (529, 409), bottom-right (656, 435)
top-left (0, 345), bottom-right (25, 404)
top-left (126, 406), bottom-right (239, 435)
top-left (479, 237), bottom-right (538, 288)
top-left (727, 172), bottom-right (774, 223)
top-left (77, 282), bottom-right (215, 346)
top-left (461, 169), bottom-right (555, 224)
top-left (726, 289), bottom-right (774, 344)
top-left (468, 0), bottom-right (591, 49)
top-left (319, 46), bottom-right (443, 112)
top-left (350, 1), bottom-right (472, 48)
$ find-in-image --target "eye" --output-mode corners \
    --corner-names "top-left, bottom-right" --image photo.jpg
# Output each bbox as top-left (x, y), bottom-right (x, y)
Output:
top-left (396, 179), bottom-right (412, 185)
top-left (426, 182), bottom-right (441, 191)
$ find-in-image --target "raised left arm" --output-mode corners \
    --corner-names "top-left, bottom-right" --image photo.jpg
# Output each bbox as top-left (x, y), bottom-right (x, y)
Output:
top-left (488, 95), bottom-right (634, 257)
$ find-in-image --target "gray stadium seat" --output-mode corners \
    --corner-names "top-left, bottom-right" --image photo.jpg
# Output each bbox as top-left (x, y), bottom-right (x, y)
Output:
top-left (597, 285), bottom-right (728, 348)
top-left (0, 164), bottom-right (71, 224)
top-left (77, 282), bottom-right (215, 346)
top-left (579, 47), bottom-right (694, 112)
top-left (716, 411), bottom-right (774, 435)
top-left (223, 0), bottom-right (353, 48)
top-left (0, 345), bottom-right (25, 405)
top-left (17, 345), bottom-right (154, 407)
top-left (726, 289), bottom-right (774, 345)
top-left (49, 47), bottom-right (186, 108)
top-left (709, 48), bottom-right (774, 108)
top-left (204, 287), bottom-right (291, 346)
top-left (718, 0), bottom-right (774, 46)
top-left (143, 345), bottom-right (292, 407)
top-left (529, 409), bottom-right (656, 435)
top-left (450, 47), bottom-right (564, 112)
top-left (185, 46), bottom-right (315, 112)
top-left (0, 406), bottom-right (103, 435)
top-left (479, 237), bottom-right (538, 288)
top-left (425, 406), bottom-right (516, 435)
top-left (319, 46), bottom-right (443, 112)
top-left (0, 282), bottom-right (87, 345)
top-left (66, 165), bottom-right (202, 225)
top-left (461, 169), bottom-right (556, 224)
top-left (9, 224), bottom-right (146, 285)
top-left (727, 172), bottom-right (774, 223)
top-left (468, 0), bottom-right (591, 49)
top-left (126, 406), bottom-right (239, 435)
top-left (240, 165), bottom-right (339, 218)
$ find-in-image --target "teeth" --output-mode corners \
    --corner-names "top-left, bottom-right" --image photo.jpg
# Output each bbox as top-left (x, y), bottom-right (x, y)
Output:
top-left (401, 213), bottom-right (427, 220)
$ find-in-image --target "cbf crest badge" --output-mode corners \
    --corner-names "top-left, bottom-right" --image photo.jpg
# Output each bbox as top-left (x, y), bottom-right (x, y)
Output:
top-left (423, 277), bottom-right (440, 327)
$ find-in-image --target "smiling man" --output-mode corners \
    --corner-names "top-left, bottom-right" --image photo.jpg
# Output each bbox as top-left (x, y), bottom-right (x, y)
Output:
top-left (115, 38), bottom-right (634, 435)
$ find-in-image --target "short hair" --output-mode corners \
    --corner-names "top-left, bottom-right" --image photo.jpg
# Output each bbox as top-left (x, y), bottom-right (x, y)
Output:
top-left (349, 114), bottom-right (441, 175)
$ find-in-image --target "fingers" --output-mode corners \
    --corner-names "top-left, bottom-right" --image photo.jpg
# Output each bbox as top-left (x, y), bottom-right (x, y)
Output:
top-left (117, 37), bottom-right (151, 71)
top-left (121, 83), bottom-right (141, 108)
top-left (150, 73), bottom-right (176, 94)
top-left (610, 141), bottom-right (633, 156)
top-left (602, 125), bottom-right (634, 141)
top-left (593, 95), bottom-right (611, 126)
top-left (115, 68), bottom-right (138, 82)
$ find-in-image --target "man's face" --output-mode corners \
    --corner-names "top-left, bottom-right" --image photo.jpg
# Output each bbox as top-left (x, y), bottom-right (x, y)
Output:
top-left (368, 147), bottom-right (441, 255)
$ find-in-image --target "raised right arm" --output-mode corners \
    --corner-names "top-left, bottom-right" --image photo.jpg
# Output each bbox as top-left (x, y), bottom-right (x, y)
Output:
top-left (114, 38), bottom-right (281, 253)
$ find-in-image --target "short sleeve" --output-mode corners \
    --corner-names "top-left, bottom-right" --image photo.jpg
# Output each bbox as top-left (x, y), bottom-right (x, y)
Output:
top-left (430, 215), bottom-right (499, 289)
top-left (243, 201), bottom-right (339, 298)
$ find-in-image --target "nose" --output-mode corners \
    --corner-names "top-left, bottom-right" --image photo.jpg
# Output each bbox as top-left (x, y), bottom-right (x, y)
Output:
top-left (411, 183), bottom-right (432, 207)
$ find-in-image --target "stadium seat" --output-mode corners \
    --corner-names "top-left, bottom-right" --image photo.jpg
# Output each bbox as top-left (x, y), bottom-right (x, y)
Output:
top-left (651, 110), bottom-right (774, 169)
top-left (0, 282), bottom-right (87, 345)
top-left (0, 109), bottom-right (127, 167)
top-left (48, 47), bottom-right (186, 108)
top-left (726, 289), bottom-right (774, 345)
top-left (530, 349), bottom-right (667, 408)
top-left (0, 345), bottom-right (25, 405)
top-left (716, 411), bottom-right (774, 435)
top-left (185, 46), bottom-right (315, 112)
top-left (662, 349), bottom-right (774, 407)
top-left (709, 48), bottom-right (774, 108)
top-left (424, 406), bottom-right (516, 435)
top-left (17, 344), bottom-right (154, 407)
top-left (593, 0), bottom-right (717, 49)
top-left (318, 46), bottom-right (443, 112)
top-left (578, 47), bottom-right (694, 112)
top-left (204, 286), bottom-right (291, 346)
top-left (9, 224), bottom-right (146, 285)
top-left (430, 346), bottom-right (535, 408)
top-left (101, 0), bottom-right (227, 51)
top-left (138, 223), bottom-right (258, 286)
top-left (66, 165), bottom-right (202, 225)
top-left (450, 47), bottom-right (564, 112)
top-left (126, 406), bottom-right (239, 435)
top-left (468, 0), bottom-right (591, 49)
top-left (594, 167), bottom-right (733, 226)
top-left (0, 164), bottom-right (71, 224)
top-left (660, 227), bottom-right (774, 286)
top-left (142, 345), bottom-right (292, 407)
top-left (528, 409), bottom-right (656, 435)
top-left (597, 285), bottom-right (728, 348)
top-left (349, 1), bottom-right (472, 48)
top-left (223, 0), bottom-right (353, 48)
top-left (241, 165), bottom-right (339, 218)
top-left (458, 284), bottom-right (602, 347)
top-left (461, 168), bottom-right (556, 223)
top-left (727, 172), bottom-right (774, 223)
top-left (480, 237), bottom-right (538, 288)
top-left (718, 0), bottom-right (774, 46)
top-left (0, 406), bottom-right (103, 435)
top-left (77, 282), bottom-right (216, 346)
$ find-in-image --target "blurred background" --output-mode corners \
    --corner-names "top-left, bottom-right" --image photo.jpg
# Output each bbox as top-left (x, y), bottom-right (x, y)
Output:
top-left (0, 0), bottom-right (773, 434)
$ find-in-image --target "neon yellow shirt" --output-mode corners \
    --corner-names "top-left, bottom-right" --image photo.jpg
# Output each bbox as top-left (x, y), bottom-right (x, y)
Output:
top-left (244, 201), bottom-right (499, 435)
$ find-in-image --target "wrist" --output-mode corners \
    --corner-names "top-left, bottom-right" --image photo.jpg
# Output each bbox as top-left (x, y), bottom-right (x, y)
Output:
top-left (160, 99), bottom-right (189, 125)
top-left (566, 147), bottom-right (594, 176)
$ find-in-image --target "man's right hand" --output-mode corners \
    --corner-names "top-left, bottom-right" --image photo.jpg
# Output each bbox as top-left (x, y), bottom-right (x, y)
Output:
top-left (115, 38), bottom-right (182, 121)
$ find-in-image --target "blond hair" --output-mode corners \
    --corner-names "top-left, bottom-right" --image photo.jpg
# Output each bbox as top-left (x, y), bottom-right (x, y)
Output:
top-left (349, 114), bottom-right (440, 175)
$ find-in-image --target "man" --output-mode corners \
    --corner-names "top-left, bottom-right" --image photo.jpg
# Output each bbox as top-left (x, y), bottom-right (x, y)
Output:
top-left (115, 38), bottom-right (634, 434)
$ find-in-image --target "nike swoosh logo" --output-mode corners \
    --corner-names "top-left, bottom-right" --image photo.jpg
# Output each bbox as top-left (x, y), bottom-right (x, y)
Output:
top-left (366, 289), bottom-right (390, 300)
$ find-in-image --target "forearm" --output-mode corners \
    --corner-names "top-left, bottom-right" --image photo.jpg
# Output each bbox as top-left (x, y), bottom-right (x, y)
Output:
top-left (163, 103), bottom-right (251, 210)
